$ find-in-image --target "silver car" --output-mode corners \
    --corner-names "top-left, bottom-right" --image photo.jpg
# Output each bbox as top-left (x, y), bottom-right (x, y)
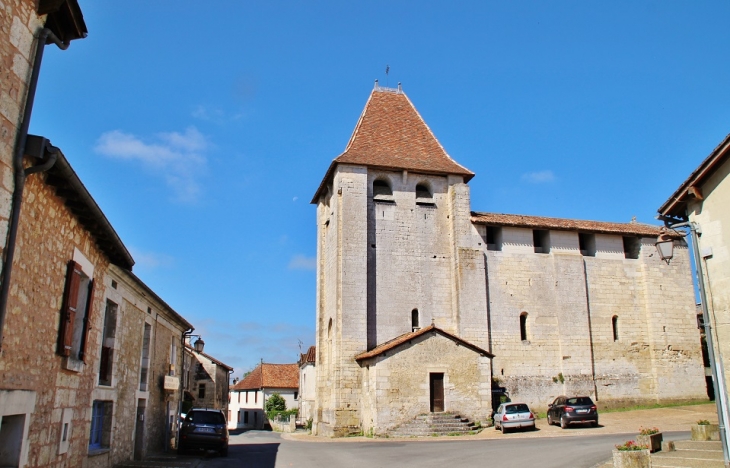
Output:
top-left (493, 403), bottom-right (535, 433)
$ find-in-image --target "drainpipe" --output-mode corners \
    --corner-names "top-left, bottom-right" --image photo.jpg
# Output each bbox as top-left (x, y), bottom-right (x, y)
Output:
top-left (0, 29), bottom-right (71, 350)
top-left (177, 328), bottom-right (194, 450)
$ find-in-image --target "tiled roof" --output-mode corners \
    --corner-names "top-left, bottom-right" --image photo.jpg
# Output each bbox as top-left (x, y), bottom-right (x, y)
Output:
top-left (657, 132), bottom-right (730, 219)
top-left (354, 325), bottom-right (493, 362)
top-left (471, 211), bottom-right (668, 237)
top-left (231, 363), bottom-right (299, 391)
top-left (312, 86), bottom-right (474, 203)
top-left (299, 346), bottom-right (315, 366)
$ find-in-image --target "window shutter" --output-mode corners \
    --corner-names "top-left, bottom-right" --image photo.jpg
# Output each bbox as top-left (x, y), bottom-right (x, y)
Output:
top-left (58, 261), bottom-right (81, 357)
top-left (79, 279), bottom-right (95, 362)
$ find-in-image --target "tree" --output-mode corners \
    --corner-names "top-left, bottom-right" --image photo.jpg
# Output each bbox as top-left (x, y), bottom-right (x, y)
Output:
top-left (265, 393), bottom-right (286, 413)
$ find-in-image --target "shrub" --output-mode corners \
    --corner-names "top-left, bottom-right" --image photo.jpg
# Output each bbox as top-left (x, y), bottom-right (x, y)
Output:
top-left (638, 426), bottom-right (660, 435)
top-left (265, 393), bottom-right (286, 413)
top-left (697, 419), bottom-right (711, 425)
top-left (615, 440), bottom-right (649, 451)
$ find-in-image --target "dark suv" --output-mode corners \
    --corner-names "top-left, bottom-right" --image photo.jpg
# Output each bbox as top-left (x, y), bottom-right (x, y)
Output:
top-left (179, 408), bottom-right (229, 456)
top-left (547, 396), bottom-right (598, 429)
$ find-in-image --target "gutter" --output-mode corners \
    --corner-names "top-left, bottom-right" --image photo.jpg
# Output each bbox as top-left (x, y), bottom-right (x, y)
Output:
top-left (0, 29), bottom-right (72, 350)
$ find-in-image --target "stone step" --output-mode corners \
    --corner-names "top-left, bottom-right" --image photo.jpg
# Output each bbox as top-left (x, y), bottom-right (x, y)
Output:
top-left (390, 413), bottom-right (479, 438)
top-left (673, 440), bottom-right (723, 451)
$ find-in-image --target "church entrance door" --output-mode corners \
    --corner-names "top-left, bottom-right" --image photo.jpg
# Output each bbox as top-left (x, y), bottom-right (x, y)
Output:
top-left (430, 373), bottom-right (444, 412)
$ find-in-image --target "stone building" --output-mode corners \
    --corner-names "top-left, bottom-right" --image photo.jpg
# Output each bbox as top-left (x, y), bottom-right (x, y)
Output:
top-left (103, 265), bottom-right (194, 460)
top-left (298, 346), bottom-right (316, 424)
top-left (310, 84), bottom-right (707, 437)
top-left (228, 363), bottom-right (299, 430)
top-left (182, 344), bottom-right (232, 416)
top-left (658, 131), bottom-right (730, 439)
top-left (0, 135), bottom-right (134, 466)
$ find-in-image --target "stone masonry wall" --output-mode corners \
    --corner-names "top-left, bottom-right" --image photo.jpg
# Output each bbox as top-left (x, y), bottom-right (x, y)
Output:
top-left (360, 333), bottom-right (492, 435)
top-left (482, 226), bottom-right (705, 411)
top-left (0, 168), bottom-right (110, 467)
top-left (0, 1), bottom-right (45, 262)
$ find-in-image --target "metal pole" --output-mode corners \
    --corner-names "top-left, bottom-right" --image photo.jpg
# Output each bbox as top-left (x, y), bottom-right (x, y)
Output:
top-left (681, 221), bottom-right (730, 466)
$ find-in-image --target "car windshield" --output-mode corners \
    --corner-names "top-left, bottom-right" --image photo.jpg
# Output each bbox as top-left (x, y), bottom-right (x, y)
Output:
top-left (505, 404), bottom-right (530, 414)
top-left (566, 397), bottom-right (594, 406)
top-left (189, 411), bottom-right (225, 424)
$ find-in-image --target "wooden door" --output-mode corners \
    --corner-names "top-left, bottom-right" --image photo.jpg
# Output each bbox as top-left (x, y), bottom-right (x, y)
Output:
top-left (430, 373), bottom-right (444, 412)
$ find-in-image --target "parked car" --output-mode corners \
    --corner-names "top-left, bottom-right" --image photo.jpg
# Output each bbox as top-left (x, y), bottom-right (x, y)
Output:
top-left (179, 408), bottom-right (229, 456)
top-left (493, 402), bottom-right (535, 433)
top-left (547, 396), bottom-right (598, 429)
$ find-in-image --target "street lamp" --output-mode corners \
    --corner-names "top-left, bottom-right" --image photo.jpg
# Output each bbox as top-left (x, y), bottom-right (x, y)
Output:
top-left (656, 219), bottom-right (730, 467)
top-left (193, 336), bottom-right (205, 353)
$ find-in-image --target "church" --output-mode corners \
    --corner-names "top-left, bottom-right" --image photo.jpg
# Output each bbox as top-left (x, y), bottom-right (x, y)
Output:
top-left (310, 83), bottom-right (706, 437)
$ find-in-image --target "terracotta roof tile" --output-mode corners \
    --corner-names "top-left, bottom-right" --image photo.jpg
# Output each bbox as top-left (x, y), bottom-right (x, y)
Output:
top-left (231, 363), bottom-right (299, 391)
top-left (471, 211), bottom-right (668, 237)
top-left (355, 325), bottom-right (493, 362)
top-left (312, 87), bottom-right (473, 203)
top-left (299, 346), bottom-right (316, 366)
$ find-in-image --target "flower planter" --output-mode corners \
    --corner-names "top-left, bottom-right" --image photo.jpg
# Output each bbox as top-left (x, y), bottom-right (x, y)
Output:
top-left (691, 423), bottom-right (720, 441)
top-left (637, 433), bottom-right (662, 453)
top-left (612, 448), bottom-right (651, 468)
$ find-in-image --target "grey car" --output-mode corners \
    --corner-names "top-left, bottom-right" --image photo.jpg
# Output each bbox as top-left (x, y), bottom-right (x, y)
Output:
top-left (178, 408), bottom-right (229, 456)
top-left (493, 403), bottom-right (535, 433)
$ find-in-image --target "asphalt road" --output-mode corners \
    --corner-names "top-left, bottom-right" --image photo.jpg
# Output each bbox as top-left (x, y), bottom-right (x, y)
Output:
top-left (195, 429), bottom-right (690, 468)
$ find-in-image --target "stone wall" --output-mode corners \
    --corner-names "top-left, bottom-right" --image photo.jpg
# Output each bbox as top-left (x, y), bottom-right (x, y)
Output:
top-left (482, 226), bottom-right (706, 411)
top-left (360, 332), bottom-right (492, 435)
top-left (0, 169), bottom-right (110, 467)
top-left (0, 0), bottom-right (45, 261)
top-left (686, 155), bottom-right (730, 410)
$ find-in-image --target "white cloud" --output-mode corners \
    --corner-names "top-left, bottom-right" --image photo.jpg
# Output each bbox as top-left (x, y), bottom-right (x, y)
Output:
top-left (521, 170), bottom-right (555, 183)
top-left (288, 254), bottom-right (316, 271)
top-left (292, 196), bottom-right (298, 202)
top-left (95, 127), bottom-right (208, 202)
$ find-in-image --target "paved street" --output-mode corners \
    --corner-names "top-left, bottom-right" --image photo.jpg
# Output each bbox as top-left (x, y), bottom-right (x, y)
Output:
top-left (117, 404), bottom-right (717, 468)
top-left (195, 430), bottom-right (690, 468)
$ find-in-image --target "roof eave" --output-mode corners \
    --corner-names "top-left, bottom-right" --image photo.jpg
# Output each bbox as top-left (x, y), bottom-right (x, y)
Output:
top-left (657, 132), bottom-right (730, 218)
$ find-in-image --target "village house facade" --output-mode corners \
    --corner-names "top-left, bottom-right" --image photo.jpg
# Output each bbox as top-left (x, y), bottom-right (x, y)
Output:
top-left (228, 363), bottom-right (299, 430)
top-left (298, 346), bottom-right (316, 424)
top-left (103, 265), bottom-right (194, 460)
top-left (310, 84), bottom-right (707, 437)
top-left (182, 343), bottom-right (232, 418)
top-left (658, 131), bottom-right (730, 442)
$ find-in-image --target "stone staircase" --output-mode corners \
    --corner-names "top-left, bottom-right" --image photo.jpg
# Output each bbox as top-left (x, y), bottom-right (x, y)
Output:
top-left (389, 412), bottom-right (479, 437)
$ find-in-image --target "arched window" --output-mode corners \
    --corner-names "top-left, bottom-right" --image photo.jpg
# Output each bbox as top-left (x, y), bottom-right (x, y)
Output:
top-left (520, 312), bottom-right (528, 341)
top-left (373, 179), bottom-right (392, 199)
top-left (612, 316), bottom-right (619, 341)
top-left (412, 309), bottom-right (419, 331)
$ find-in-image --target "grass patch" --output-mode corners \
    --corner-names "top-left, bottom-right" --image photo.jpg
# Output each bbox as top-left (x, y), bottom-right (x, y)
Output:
top-left (601, 400), bottom-right (712, 414)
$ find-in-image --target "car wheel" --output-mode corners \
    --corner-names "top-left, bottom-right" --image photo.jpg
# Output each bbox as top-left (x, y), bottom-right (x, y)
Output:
top-left (501, 424), bottom-right (507, 434)
top-left (220, 446), bottom-right (228, 457)
top-left (494, 422), bottom-right (499, 430)
top-left (560, 416), bottom-right (568, 429)
top-left (547, 414), bottom-right (553, 426)
top-left (178, 443), bottom-right (186, 454)
top-left (592, 420), bottom-right (598, 427)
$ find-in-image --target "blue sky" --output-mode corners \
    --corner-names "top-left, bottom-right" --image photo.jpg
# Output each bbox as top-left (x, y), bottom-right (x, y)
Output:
top-left (30, 1), bottom-right (730, 377)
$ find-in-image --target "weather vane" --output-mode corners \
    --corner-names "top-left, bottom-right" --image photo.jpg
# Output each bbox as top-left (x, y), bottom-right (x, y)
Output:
top-left (385, 64), bottom-right (390, 87)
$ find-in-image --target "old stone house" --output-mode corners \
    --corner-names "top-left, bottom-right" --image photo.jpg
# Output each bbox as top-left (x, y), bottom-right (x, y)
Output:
top-left (182, 344), bottom-right (232, 417)
top-left (228, 363), bottom-right (299, 430)
top-left (310, 84), bottom-right (706, 437)
top-left (298, 346), bottom-right (316, 424)
top-left (103, 265), bottom-right (194, 460)
top-left (0, 135), bottom-right (134, 466)
top-left (658, 131), bottom-right (730, 447)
